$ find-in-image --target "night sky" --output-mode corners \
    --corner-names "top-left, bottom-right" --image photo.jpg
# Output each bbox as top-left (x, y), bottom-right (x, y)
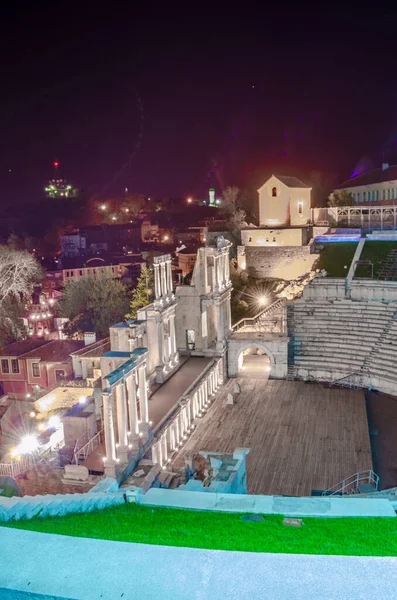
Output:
top-left (1, 4), bottom-right (397, 207)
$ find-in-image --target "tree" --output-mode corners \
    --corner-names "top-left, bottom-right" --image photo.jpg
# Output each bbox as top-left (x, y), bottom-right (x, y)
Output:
top-left (0, 297), bottom-right (27, 347)
top-left (221, 186), bottom-right (240, 213)
top-left (127, 265), bottom-right (154, 319)
top-left (327, 190), bottom-right (355, 207)
top-left (0, 246), bottom-right (42, 306)
top-left (60, 275), bottom-right (130, 337)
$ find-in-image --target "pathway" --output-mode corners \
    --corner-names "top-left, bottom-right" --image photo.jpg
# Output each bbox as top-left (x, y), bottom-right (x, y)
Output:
top-left (148, 357), bottom-right (210, 427)
top-left (1, 528), bottom-right (397, 599)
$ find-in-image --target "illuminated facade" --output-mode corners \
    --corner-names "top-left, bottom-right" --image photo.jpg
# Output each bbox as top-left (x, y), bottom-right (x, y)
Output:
top-left (45, 178), bottom-right (75, 198)
top-left (258, 175), bottom-right (311, 227)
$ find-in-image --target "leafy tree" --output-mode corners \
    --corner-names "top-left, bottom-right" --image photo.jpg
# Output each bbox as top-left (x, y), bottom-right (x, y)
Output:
top-left (60, 275), bottom-right (130, 337)
top-left (327, 190), bottom-right (354, 207)
top-left (0, 298), bottom-right (27, 347)
top-left (127, 265), bottom-right (154, 319)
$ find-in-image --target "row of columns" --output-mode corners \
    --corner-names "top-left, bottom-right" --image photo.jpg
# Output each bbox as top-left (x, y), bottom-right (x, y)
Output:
top-left (150, 358), bottom-right (224, 468)
top-left (103, 362), bottom-right (150, 477)
top-left (154, 260), bottom-right (173, 300)
top-left (213, 251), bottom-right (230, 292)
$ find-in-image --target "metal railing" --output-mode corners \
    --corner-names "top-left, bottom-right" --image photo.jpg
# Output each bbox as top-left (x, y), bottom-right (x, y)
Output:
top-left (0, 454), bottom-right (37, 479)
top-left (73, 429), bottom-right (103, 464)
top-left (322, 470), bottom-right (379, 496)
top-left (232, 298), bottom-right (285, 333)
top-left (329, 369), bottom-right (369, 389)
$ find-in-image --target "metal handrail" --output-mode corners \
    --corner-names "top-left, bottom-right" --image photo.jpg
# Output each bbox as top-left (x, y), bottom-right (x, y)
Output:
top-left (322, 469), bottom-right (379, 496)
top-left (0, 454), bottom-right (37, 479)
top-left (329, 368), bottom-right (369, 387)
top-left (73, 429), bottom-right (103, 464)
top-left (232, 298), bottom-right (284, 332)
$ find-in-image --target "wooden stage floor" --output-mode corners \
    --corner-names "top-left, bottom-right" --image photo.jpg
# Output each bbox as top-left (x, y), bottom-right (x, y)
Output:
top-left (171, 379), bottom-right (373, 496)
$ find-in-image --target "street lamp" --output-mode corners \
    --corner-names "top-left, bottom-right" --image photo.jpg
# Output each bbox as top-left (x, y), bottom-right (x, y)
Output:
top-left (187, 197), bottom-right (192, 204)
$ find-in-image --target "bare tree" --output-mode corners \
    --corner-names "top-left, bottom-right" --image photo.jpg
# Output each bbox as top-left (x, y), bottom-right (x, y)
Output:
top-left (0, 246), bottom-right (42, 306)
top-left (221, 186), bottom-right (240, 212)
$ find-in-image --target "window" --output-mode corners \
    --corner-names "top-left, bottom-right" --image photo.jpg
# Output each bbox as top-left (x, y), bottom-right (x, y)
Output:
top-left (382, 189), bottom-right (386, 201)
top-left (363, 192), bottom-right (366, 202)
top-left (273, 237), bottom-right (276, 242)
top-left (55, 369), bottom-right (65, 381)
top-left (79, 270), bottom-right (83, 276)
top-left (1, 359), bottom-right (9, 374)
top-left (392, 188), bottom-right (395, 200)
top-left (32, 363), bottom-right (40, 378)
top-left (11, 359), bottom-right (20, 374)
top-left (387, 189), bottom-right (391, 200)
top-left (272, 187), bottom-right (277, 197)
top-left (248, 237), bottom-right (252, 242)
top-left (186, 329), bottom-right (196, 350)
top-left (298, 200), bottom-right (303, 216)
top-left (356, 192), bottom-right (360, 202)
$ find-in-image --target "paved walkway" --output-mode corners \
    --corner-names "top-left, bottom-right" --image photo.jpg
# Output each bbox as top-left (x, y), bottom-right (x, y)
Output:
top-left (148, 357), bottom-right (210, 427)
top-left (1, 528), bottom-right (397, 599)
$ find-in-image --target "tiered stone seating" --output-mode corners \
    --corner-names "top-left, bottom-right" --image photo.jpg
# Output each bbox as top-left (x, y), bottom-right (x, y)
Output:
top-left (290, 299), bottom-right (397, 388)
top-left (366, 317), bottom-right (397, 389)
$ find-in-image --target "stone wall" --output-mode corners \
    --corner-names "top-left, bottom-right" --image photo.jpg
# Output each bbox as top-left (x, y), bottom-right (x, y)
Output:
top-left (0, 479), bottom-right (126, 522)
top-left (227, 337), bottom-right (289, 379)
top-left (239, 245), bottom-right (316, 280)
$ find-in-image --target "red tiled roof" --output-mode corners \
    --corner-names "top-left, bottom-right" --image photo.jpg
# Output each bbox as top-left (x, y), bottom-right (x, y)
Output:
top-left (0, 340), bottom-right (48, 357)
top-left (21, 340), bottom-right (85, 362)
top-left (336, 165), bottom-right (397, 189)
top-left (71, 337), bottom-right (110, 358)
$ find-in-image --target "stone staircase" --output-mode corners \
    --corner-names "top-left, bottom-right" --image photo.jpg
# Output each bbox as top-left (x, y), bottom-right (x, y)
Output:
top-left (363, 308), bottom-right (397, 372)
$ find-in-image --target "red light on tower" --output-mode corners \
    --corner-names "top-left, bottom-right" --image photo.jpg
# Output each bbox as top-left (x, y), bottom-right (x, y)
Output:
top-left (53, 161), bottom-right (59, 168)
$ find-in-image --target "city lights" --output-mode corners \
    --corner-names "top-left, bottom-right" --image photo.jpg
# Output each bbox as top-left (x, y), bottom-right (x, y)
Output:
top-left (79, 395), bottom-right (87, 404)
top-left (187, 197), bottom-right (192, 204)
top-left (18, 435), bottom-right (39, 455)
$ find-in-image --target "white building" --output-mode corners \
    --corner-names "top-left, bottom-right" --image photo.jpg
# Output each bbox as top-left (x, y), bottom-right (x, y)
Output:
top-left (335, 163), bottom-right (397, 204)
top-left (258, 175), bottom-right (311, 227)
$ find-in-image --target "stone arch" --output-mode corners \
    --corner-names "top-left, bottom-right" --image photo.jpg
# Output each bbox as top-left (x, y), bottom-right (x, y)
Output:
top-left (235, 341), bottom-right (276, 367)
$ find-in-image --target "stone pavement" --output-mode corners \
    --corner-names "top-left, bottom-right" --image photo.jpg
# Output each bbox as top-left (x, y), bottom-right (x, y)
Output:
top-left (1, 528), bottom-right (397, 599)
top-left (148, 356), bottom-right (210, 427)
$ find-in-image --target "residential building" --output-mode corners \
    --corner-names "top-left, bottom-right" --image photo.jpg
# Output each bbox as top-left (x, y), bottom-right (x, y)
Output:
top-left (335, 163), bottom-right (397, 204)
top-left (0, 339), bottom-right (84, 400)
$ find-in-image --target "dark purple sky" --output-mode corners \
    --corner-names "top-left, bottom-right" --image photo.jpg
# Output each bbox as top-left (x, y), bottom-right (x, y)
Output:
top-left (1, 4), bottom-right (397, 207)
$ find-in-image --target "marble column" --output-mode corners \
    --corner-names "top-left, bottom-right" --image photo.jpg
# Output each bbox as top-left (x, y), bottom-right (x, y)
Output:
top-left (169, 314), bottom-right (177, 358)
top-left (127, 372), bottom-right (139, 452)
top-left (161, 262), bottom-right (167, 296)
top-left (157, 319), bottom-right (164, 368)
top-left (116, 382), bottom-right (128, 463)
top-left (103, 391), bottom-right (116, 477)
top-left (216, 300), bottom-right (224, 344)
top-left (154, 264), bottom-right (161, 299)
top-left (174, 417), bottom-right (180, 447)
top-left (225, 254), bottom-right (230, 283)
top-left (161, 433), bottom-right (168, 464)
top-left (166, 261), bottom-right (172, 294)
top-left (138, 364), bottom-right (149, 439)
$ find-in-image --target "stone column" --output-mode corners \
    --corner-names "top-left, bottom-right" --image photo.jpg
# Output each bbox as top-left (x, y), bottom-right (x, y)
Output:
top-left (151, 442), bottom-right (159, 465)
top-left (225, 254), bottom-right (230, 283)
top-left (161, 262), bottom-right (167, 296)
top-left (174, 417), bottom-right (180, 447)
top-left (163, 319), bottom-right (170, 365)
top-left (167, 261), bottom-right (173, 294)
top-left (169, 314), bottom-right (177, 359)
top-left (103, 391), bottom-right (116, 477)
top-left (157, 318), bottom-right (164, 369)
top-left (138, 364), bottom-right (150, 440)
top-left (216, 299), bottom-right (225, 344)
top-left (127, 372), bottom-right (139, 452)
top-left (115, 382), bottom-right (128, 463)
top-left (161, 433), bottom-right (168, 465)
top-left (154, 264), bottom-right (161, 299)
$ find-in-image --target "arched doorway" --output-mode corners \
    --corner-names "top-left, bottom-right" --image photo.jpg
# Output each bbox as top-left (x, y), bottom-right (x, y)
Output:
top-left (237, 345), bottom-right (271, 379)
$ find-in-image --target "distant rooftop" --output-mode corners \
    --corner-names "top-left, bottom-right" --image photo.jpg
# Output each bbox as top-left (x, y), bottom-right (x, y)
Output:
top-left (21, 340), bottom-right (84, 362)
top-left (71, 338), bottom-right (110, 358)
top-left (273, 175), bottom-right (310, 188)
top-left (0, 340), bottom-right (48, 357)
top-left (336, 165), bottom-right (397, 189)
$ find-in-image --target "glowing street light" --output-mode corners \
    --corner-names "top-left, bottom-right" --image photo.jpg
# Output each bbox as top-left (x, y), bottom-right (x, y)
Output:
top-left (259, 297), bottom-right (266, 305)
top-left (100, 204), bottom-right (107, 211)
top-left (187, 197), bottom-right (192, 204)
top-left (18, 435), bottom-right (39, 455)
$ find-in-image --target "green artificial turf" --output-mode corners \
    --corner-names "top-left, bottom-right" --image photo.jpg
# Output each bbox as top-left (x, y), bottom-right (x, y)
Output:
top-left (315, 242), bottom-right (358, 278)
top-left (355, 241), bottom-right (397, 278)
top-left (2, 503), bottom-right (397, 556)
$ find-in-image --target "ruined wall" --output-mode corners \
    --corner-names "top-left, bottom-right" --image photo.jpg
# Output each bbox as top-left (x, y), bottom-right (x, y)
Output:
top-left (239, 245), bottom-right (316, 280)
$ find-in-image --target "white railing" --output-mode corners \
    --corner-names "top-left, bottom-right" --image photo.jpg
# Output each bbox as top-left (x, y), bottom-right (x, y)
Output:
top-left (147, 356), bottom-right (225, 469)
top-left (232, 298), bottom-right (285, 333)
top-left (0, 454), bottom-right (37, 479)
top-left (73, 430), bottom-right (103, 464)
top-left (322, 470), bottom-right (379, 496)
